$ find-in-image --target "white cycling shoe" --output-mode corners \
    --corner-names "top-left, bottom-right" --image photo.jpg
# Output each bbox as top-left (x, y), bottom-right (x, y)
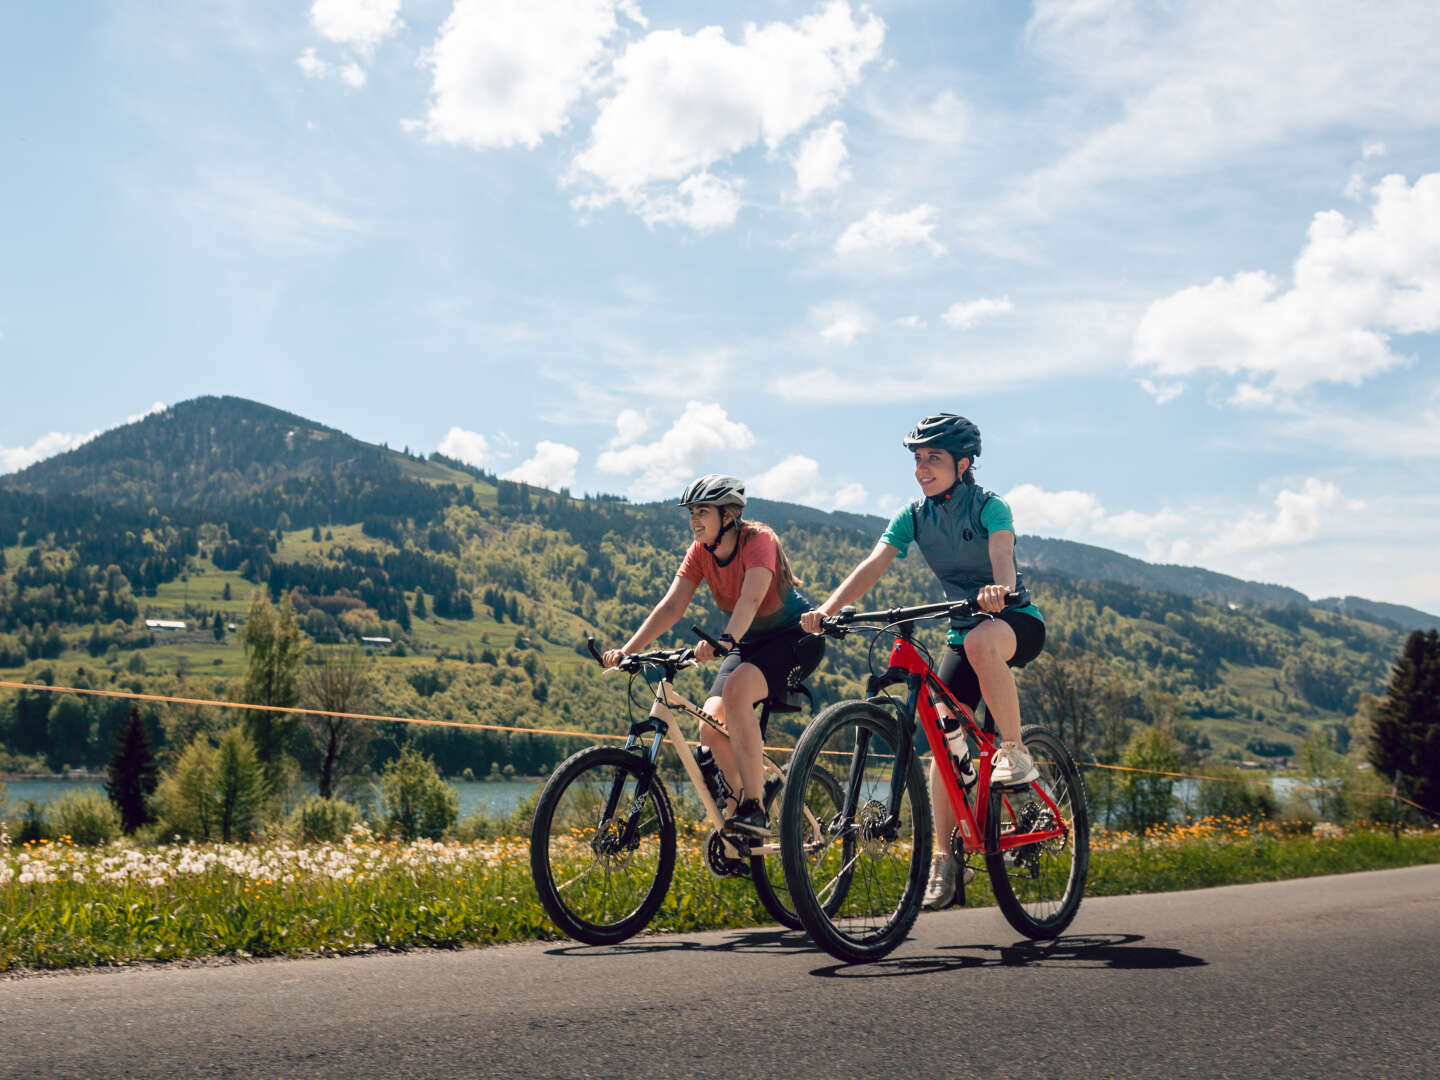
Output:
top-left (990, 741), bottom-right (1039, 787)
top-left (922, 854), bottom-right (976, 910)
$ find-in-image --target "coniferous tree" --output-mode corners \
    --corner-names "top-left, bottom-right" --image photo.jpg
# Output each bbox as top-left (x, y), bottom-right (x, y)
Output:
top-left (105, 707), bottom-right (158, 833)
top-left (1369, 629), bottom-right (1440, 813)
top-left (214, 727), bottom-right (263, 842)
top-left (412, 588), bottom-right (427, 619)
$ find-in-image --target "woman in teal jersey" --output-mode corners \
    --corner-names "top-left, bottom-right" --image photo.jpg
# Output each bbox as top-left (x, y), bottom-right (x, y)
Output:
top-left (800, 414), bottom-right (1046, 909)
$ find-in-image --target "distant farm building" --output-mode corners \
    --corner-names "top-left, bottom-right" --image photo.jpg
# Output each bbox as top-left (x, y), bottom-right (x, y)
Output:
top-left (361, 636), bottom-right (392, 646)
top-left (145, 619), bottom-right (187, 631)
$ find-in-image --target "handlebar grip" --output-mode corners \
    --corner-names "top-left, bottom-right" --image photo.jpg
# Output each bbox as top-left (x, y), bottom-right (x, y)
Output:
top-left (585, 635), bottom-right (604, 665)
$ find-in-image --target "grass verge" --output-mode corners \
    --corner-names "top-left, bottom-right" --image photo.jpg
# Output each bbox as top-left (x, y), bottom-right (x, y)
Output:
top-left (2, 819), bottom-right (1436, 973)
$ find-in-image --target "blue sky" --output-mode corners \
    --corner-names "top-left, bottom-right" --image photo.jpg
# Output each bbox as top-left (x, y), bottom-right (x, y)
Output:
top-left (2, 1), bottom-right (1438, 614)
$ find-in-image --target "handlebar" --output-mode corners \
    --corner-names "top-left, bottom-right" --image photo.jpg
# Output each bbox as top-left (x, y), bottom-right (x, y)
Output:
top-left (816, 590), bottom-right (1027, 637)
top-left (584, 634), bottom-right (695, 673)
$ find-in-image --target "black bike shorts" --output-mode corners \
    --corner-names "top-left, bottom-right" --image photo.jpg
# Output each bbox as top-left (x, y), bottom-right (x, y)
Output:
top-left (708, 625), bottom-right (825, 728)
top-left (935, 611), bottom-right (1046, 713)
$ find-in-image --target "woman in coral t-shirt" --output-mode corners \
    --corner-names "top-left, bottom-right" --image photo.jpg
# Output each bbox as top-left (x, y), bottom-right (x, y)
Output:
top-left (602, 474), bottom-right (822, 838)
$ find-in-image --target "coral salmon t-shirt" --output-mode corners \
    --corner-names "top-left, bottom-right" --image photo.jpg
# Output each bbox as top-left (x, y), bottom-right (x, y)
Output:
top-left (676, 527), bottom-right (808, 638)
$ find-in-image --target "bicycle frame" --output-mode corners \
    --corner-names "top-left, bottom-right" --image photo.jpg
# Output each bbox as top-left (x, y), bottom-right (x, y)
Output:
top-left (869, 628), bottom-right (1067, 857)
top-left (616, 672), bottom-right (787, 859)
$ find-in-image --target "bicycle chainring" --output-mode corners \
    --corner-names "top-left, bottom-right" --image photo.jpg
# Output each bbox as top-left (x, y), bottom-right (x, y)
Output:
top-left (704, 829), bottom-right (750, 878)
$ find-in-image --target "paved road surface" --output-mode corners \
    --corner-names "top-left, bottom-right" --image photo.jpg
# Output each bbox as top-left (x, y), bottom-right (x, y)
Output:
top-left (4, 864), bottom-right (1438, 1079)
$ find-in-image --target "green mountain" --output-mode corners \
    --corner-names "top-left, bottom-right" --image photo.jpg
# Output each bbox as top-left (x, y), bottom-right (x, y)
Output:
top-left (0, 394), bottom-right (1422, 780)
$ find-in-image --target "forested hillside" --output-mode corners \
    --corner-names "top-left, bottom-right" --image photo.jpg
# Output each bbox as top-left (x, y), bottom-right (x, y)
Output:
top-left (0, 396), bottom-right (1420, 783)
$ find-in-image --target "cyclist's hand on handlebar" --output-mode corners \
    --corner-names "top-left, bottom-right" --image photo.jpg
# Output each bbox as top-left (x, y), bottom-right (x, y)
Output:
top-left (976, 584), bottom-right (1009, 613)
top-left (693, 639), bottom-right (718, 663)
top-left (600, 649), bottom-right (628, 669)
top-left (800, 609), bottom-right (827, 635)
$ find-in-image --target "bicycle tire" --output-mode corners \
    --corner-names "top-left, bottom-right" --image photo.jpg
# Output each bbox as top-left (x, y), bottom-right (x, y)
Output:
top-left (529, 745), bottom-right (677, 945)
top-left (780, 700), bottom-right (931, 964)
top-left (751, 764), bottom-right (845, 930)
top-left (984, 725), bottom-right (1089, 939)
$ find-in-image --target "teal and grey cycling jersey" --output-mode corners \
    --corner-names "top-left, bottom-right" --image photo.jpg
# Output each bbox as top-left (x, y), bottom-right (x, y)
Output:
top-left (880, 482), bottom-right (1044, 645)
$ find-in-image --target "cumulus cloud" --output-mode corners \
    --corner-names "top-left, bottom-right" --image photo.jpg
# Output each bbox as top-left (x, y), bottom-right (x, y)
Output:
top-left (749, 454), bottom-right (869, 512)
top-left (437, 427), bottom-right (489, 467)
top-left (834, 205), bottom-right (944, 256)
top-left (630, 172), bottom-right (743, 232)
top-left (0, 402), bottom-right (166, 475)
top-left (419, 0), bottom-right (627, 150)
top-left (1018, 1), bottom-right (1440, 209)
top-left (792, 120), bottom-right (850, 199)
top-left (1002, 477), bottom-right (1362, 565)
top-left (296, 47), bottom-right (368, 87)
top-left (607, 408), bottom-right (649, 449)
top-left (1133, 172), bottom-right (1440, 398)
top-left (812, 301), bottom-right (872, 346)
top-left (941, 295), bottom-right (1013, 330)
top-left (572, 2), bottom-right (883, 228)
top-left (310, 0), bottom-right (403, 53)
top-left (595, 400), bottom-right (756, 499)
top-left (502, 440), bottom-right (581, 490)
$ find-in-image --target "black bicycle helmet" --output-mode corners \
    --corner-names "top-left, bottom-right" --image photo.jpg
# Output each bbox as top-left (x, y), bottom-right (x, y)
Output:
top-left (677, 474), bottom-right (747, 510)
top-left (902, 413), bottom-right (981, 461)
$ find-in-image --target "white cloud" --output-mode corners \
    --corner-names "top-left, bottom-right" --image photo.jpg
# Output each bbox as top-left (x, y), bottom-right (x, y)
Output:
top-left (572, 2), bottom-right (883, 227)
top-left (792, 120), bottom-right (850, 199)
top-left (0, 402), bottom-right (166, 475)
top-left (1018, 1), bottom-right (1440, 209)
top-left (895, 315), bottom-right (926, 329)
top-left (835, 204), bottom-right (944, 256)
top-left (419, 0), bottom-right (625, 150)
top-left (310, 0), bottom-right (402, 54)
top-left (749, 454), bottom-right (870, 512)
top-left (630, 172), bottom-right (743, 232)
top-left (1138, 378), bottom-right (1184, 405)
top-left (1362, 142), bottom-right (1387, 160)
top-left (1205, 479), bottom-right (1362, 556)
top-left (868, 89), bottom-right (968, 145)
top-left (941, 295), bottom-right (1012, 330)
top-left (297, 47), bottom-right (328, 79)
top-left (607, 408), bottom-right (649, 449)
top-left (339, 62), bottom-right (367, 88)
top-left (595, 400), bottom-right (756, 499)
top-left (1133, 173), bottom-right (1440, 397)
top-left (437, 427), bottom-right (489, 467)
top-left (812, 301), bottom-right (872, 346)
top-left (502, 440), bottom-right (581, 490)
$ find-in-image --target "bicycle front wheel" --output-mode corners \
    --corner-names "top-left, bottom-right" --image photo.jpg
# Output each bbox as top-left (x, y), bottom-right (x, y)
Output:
top-left (751, 763), bottom-right (845, 930)
top-left (529, 745), bottom-right (677, 945)
top-left (780, 701), bottom-right (931, 964)
top-left (984, 725), bottom-right (1089, 939)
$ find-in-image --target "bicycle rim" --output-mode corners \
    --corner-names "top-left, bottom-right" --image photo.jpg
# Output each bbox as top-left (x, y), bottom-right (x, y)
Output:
top-left (752, 764), bottom-right (845, 929)
top-left (984, 726), bottom-right (1089, 939)
top-left (780, 701), bottom-right (930, 964)
top-left (530, 746), bottom-right (676, 945)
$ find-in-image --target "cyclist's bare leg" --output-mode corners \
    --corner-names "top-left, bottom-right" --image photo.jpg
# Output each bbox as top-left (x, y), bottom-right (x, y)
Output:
top-left (718, 662), bottom-right (769, 805)
top-left (963, 619), bottom-right (1022, 745)
top-left (930, 756), bottom-right (957, 851)
top-left (699, 697), bottom-right (738, 815)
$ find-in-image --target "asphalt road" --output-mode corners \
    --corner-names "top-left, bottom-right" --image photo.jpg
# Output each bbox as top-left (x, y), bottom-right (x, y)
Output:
top-left (4, 864), bottom-right (1438, 1079)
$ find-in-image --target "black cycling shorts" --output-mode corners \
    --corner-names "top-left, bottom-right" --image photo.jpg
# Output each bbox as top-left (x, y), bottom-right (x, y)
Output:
top-left (708, 626), bottom-right (825, 732)
top-left (935, 611), bottom-right (1046, 714)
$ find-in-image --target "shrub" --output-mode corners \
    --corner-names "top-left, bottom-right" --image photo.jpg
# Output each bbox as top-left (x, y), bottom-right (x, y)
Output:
top-left (1195, 768), bottom-right (1278, 821)
top-left (379, 748), bottom-right (459, 840)
top-left (51, 789), bottom-right (122, 846)
top-left (287, 795), bottom-right (362, 843)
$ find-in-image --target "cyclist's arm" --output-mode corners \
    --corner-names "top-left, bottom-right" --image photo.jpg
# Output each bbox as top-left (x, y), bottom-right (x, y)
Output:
top-left (801, 542), bottom-right (899, 631)
top-left (978, 530), bottom-right (1017, 612)
top-left (618, 576), bottom-right (698, 655)
top-left (717, 566), bottom-right (773, 646)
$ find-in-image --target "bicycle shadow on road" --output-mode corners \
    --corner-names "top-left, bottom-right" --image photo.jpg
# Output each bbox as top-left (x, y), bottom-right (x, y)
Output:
top-left (809, 933), bottom-right (1207, 979)
top-left (543, 926), bottom-right (816, 960)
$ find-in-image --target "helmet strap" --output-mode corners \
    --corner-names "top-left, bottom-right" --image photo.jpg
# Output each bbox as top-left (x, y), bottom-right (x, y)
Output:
top-left (704, 514), bottom-right (739, 559)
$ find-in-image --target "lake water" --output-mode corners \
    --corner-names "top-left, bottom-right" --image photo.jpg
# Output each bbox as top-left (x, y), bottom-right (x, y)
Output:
top-left (1, 777), bottom-right (543, 823)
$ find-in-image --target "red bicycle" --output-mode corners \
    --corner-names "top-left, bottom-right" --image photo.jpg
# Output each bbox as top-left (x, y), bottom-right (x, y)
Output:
top-left (779, 595), bottom-right (1089, 963)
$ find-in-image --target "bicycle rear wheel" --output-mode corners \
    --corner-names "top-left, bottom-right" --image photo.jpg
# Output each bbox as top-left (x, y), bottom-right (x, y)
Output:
top-left (984, 725), bottom-right (1089, 939)
top-left (751, 764), bottom-right (845, 930)
top-left (780, 701), bottom-right (931, 964)
top-left (530, 745), bottom-right (677, 945)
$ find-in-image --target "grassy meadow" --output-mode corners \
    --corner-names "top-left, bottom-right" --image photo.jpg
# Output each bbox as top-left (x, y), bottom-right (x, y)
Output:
top-left (3, 818), bottom-right (1436, 973)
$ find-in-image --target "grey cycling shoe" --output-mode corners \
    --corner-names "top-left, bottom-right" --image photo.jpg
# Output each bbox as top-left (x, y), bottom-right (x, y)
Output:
top-left (922, 854), bottom-right (976, 910)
